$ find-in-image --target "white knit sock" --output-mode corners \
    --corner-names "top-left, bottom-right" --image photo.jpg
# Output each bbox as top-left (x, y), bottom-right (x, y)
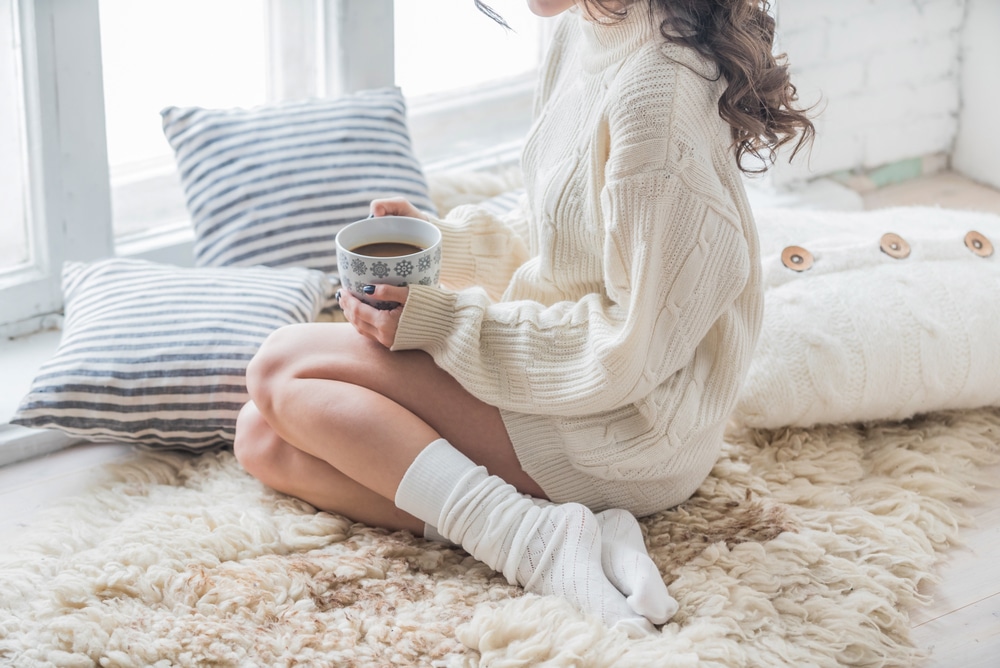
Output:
top-left (395, 439), bottom-right (654, 636)
top-left (596, 508), bottom-right (678, 624)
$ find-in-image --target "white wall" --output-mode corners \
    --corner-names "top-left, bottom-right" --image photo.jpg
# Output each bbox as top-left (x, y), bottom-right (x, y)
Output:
top-left (772, 0), bottom-right (965, 185)
top-left (952, 0), bottom-right (1000, 190)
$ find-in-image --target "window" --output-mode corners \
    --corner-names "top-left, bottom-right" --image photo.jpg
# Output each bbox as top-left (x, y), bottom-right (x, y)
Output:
top-left (394, 0), bottom-right (543, 99)
top-left (3, 0), bottom-right (548, 461)
top-left (99, 0), bottom-right (269, 242)
top-left (0, 0), bottom-right (544, 338)
top-left (395, 0), bottom-right (544, 169)
top-left (0, 0), bottom-right (28, 274)
top-left (1, 0), bottom-right (114, 336)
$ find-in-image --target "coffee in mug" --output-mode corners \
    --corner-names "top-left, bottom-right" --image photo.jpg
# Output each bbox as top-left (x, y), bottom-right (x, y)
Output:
top-left (350, 241), bottom-right (425, 258)
top-left (335, 215), bottom-right (442, 308)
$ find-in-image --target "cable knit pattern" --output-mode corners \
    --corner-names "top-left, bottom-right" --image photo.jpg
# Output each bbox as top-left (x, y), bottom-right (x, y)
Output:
top-left (393, 8), bottom-right (763, 516)
top-left (736, 206), bottom-right (1000, 429)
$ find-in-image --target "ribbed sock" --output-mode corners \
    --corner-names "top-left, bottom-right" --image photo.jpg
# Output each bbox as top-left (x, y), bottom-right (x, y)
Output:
top-left (596, 508), bottom-right (678, 624)
top-left (395, 439), bottom-right (654, 636)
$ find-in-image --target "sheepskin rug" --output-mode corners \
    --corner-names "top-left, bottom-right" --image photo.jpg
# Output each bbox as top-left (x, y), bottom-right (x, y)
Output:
top-left (1, 407), bottom-right (998, 667)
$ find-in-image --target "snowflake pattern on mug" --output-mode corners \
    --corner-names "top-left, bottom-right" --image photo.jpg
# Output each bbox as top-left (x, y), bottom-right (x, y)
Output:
top-left (371, 262), bottom-right (390, 278)
top-left (394, 260), bottom-right (413, 277)
top-left (337, 230), bottom-right (439, 303)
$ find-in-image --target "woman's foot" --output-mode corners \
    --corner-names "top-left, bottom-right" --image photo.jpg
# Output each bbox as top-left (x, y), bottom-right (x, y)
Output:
top-left (596, 508), bottom-right (678, 624)
top-left (395, 441), bottom-right (656, 635)
top-left (510, 501), bottom-right (657, 637)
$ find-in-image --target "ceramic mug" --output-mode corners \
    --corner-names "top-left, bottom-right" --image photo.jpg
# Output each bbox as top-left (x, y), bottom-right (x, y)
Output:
top-left (335, 215), bottom-right (442, 308)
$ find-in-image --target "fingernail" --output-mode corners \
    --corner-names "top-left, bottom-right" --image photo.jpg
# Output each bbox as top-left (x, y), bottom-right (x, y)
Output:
top-left (362, 285), bottom-right (376, 295)
top-left (367, 212), bottom-right (375, 219)
top-left (334, 290), bottom-right (342, 301)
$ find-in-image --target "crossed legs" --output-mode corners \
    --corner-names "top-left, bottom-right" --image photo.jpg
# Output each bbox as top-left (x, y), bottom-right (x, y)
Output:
top-left (233, 322), bottom-right (675, 633)
top-left (234, 321), bottom-right (544, 530)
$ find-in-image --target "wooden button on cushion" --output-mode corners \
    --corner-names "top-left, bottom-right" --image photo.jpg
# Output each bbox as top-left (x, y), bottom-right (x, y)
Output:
top-left (965, 231), bottom-right (993, 257)
top-left (781, 245), bottom-right (813, 271)
top-left (879, 232), bottom-right (910, 259)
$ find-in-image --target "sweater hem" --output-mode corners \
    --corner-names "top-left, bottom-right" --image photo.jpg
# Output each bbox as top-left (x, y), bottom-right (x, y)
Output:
top-left (501, 410), bottom-right (609, 511)
top-left (501, 408), bottom-right (725, 517)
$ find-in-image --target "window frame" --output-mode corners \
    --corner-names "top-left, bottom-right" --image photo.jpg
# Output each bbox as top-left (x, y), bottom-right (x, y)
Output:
top-left (3, 0), bottom-right (407, 338)
top-left (2, 0), bottom-right (113, 337)
top-left (1, 0), bottom-right (542, 460)
top-left (2, 0), bottom-right (540, 337)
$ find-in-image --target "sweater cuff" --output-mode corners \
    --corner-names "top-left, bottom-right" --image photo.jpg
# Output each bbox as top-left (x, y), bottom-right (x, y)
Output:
top-left (432, 216), bottom-right (479, 288)
top-left (391, 285), bottom-right (458, 353)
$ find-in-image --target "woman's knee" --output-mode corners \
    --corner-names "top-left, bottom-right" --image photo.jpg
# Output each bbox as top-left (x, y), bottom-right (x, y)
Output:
top-left (245, 324), bottom-right (301, 411)
top-left (245, 323), bottom-right (361, 417)
top-left (233, 401), bottom-right (288, 484)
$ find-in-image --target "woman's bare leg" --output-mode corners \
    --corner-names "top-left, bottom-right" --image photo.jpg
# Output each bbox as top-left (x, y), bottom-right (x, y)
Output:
top-left (234, 321), bottom-right (545, 525)
top-left (234, 321), bottom-right (673, 633)
top-left (234, 401), bottom-right (423, 532)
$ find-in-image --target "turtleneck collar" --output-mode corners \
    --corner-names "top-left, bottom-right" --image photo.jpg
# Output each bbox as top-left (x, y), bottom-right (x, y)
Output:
top-left (575, 3), bottom-right (658, 72)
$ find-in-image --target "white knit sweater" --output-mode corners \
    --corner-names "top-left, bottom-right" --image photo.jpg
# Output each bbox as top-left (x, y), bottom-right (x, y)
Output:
top-left (393, 8), bottom-right (763, 515)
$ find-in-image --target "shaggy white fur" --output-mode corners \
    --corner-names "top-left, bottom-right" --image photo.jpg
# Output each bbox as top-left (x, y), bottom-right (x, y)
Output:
top-left (1, 408), bottom-right (997, 667)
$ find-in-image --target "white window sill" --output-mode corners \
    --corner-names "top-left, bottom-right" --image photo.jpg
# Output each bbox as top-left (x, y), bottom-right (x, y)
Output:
top-left (1, 327), bottom-right (60, 423)
top-left (0, 328), bottom-right (83, 467)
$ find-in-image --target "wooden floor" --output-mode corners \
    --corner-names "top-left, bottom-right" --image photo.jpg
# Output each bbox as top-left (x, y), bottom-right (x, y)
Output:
top-left (860, 171), bottom-right (1000, 667)
top-left (1, 170), bottom-right (999, 665)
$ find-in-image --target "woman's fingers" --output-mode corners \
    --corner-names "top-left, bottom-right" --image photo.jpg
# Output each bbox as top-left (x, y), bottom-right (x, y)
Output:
top-left (338, 285), bottom-right (407, 348)
top-left (368, 284), bottom-right (409, 306)
top-left (369, 197), bottom-right (429, 221)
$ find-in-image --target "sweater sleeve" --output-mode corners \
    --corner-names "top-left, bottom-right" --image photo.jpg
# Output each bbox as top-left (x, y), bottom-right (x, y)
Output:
top-left (392, 170), bottom-right (752, 417)
top-left (431, 204), bottom-right (530, 301)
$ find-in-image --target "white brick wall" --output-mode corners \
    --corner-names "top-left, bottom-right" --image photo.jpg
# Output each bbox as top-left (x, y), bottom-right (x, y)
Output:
top-left (770, 0), bottom-right (966, 185)
top-left (952, 0), bottom-right (1000, 190)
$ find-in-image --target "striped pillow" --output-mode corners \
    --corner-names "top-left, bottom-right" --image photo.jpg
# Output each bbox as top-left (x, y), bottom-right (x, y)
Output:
top-left (12, 259), bottom-right (333, 451)
top-left (161, 87), bottom-right (436, 275)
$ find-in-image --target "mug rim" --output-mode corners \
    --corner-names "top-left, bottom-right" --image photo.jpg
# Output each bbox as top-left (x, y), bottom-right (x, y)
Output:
top-left (336, 215), bottom-right (441, 259)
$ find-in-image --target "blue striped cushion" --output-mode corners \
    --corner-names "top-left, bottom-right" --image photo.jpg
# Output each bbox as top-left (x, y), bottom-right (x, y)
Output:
top-left (12, 259), bottom-right (333, 451)
top-left (161, 87), bottom-right (436, 275)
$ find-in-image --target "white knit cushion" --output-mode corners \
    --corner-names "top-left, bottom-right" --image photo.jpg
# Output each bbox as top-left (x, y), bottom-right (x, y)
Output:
top-left (735, 206), bottom-right (1000, 429)
top-left (12, 259), bottom-right (333, 450)
top-left (161, 87), bottom-right (436, 275)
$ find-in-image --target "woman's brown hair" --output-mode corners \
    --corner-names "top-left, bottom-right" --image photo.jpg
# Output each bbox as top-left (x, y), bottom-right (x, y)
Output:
top-left (476, 0), bottom-right (815, 175)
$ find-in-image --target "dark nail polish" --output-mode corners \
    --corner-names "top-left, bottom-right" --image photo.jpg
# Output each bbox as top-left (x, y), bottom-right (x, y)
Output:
top-left (334, 290), bottom-right (342, 301)
top-left (362, 285), bottom-right (376, 294)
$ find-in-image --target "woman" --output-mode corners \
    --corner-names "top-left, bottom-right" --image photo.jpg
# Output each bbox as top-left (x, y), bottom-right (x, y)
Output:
top-left (234, 0), bottom-right (813, 636)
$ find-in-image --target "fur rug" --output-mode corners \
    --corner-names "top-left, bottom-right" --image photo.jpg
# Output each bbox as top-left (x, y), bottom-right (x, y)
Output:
top-left (1, 408), bottom-right (998, 667)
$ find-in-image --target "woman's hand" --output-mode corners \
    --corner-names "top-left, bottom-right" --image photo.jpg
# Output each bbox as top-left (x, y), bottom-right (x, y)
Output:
top-left (369, 197), bottom-right (430, 221)
top-left (338, 284), bottom-right (410, 349)
top-left (340, 197), bottom-right (425, 347)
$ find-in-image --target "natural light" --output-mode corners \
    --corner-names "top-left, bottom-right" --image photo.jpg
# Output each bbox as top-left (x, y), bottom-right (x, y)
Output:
top-left (94, 0), bottom-right (542, 242)
top-left (0, 0), bottom-right (27, 273)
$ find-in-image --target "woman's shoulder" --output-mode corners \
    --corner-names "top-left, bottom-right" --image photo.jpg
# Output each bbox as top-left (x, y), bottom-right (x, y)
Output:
top-left (608, 43), bottom-right (723, 147)
top-left (606, 43), bottom-right (738, 206)
top-left (615, 40), bottom-right (721, 106)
